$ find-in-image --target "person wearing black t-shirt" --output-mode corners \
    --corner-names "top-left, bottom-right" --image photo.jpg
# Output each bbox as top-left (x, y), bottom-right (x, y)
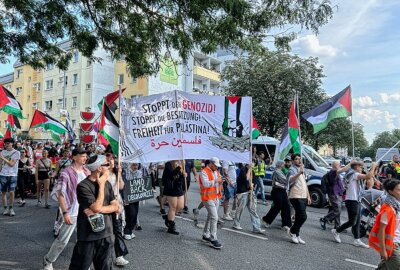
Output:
top-left (69, 155), bottom-right (120, 270)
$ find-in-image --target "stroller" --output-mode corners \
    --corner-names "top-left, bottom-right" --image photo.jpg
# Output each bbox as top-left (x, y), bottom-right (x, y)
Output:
top-left (357, 189), bottom-right (385, 238)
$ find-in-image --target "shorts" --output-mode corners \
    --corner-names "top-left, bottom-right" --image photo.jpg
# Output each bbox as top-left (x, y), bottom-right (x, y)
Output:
top-left (0, 176), bottom-right (18, 192)
top-left (222, 183), bottom-right (236, 202)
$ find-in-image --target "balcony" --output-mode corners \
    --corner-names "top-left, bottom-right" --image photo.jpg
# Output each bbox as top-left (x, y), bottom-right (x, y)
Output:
top-left (193, 66), bottom-right (220, 82)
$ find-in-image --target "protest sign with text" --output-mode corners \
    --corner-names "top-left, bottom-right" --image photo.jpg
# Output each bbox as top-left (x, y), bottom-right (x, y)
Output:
top-left (119, 90), bottom-right (252, 163)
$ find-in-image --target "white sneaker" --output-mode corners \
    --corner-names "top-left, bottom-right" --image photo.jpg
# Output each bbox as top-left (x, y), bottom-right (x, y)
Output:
top-left (123, 234), bottom-right (132, 240)
top-left (331, 229), bottom-right (341, 243)
top-left (9, 208), bottom-right (15, 216)
top-left (297, 236), bottom-right (306, 244)
top-left (223, 214), bottom-right (233, 221)
top-left (43, 257), bottom-right (53, 270)
top-left (253, 228), bottom-right (266, 234)
top-left (262, 220), bottom-right (270, 228)
top-left (2, 208), bottom-right (10, 216)
top-left (288, 230), bottom-right (299, 244)
top-left (115, 256), bottom-right (129, 266)
top-left (232, 225), bottom-right (243, 230)
top-left (353, 239), bottom-right (369, 248)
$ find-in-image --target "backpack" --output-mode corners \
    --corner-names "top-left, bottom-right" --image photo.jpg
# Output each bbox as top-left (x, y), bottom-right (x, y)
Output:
top-left (320, 173), bottom-right (330, 194)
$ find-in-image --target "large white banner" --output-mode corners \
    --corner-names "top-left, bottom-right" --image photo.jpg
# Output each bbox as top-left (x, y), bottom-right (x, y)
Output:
top-left (119, 90), bottom-right (252, 163)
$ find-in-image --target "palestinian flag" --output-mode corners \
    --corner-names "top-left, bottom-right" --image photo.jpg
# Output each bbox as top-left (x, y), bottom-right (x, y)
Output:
top-left (30, 110), bottom-right (67, 135)
top-left (0, 131), bottom-right (3, 139)
top-left (222, 96), bottom-right (244, 138)
top-left (0, 84), bottom-right (24, 119)
top-left (3, 128), bottom-right (12, 139)
top-left (303, 86), bottom-right (352, 134)
top-left (252, 116), bottom-right (260, 140)
top-left (289, 95), bottom-right (301, 155)
top-left (278, 123), bottom-right (292, 160)
top-left (99, 102), bottom-right (119, 155)
top-left (7, 114), bottom-right (21, 132)
top-left (97, 88), bottom-right (126, 112)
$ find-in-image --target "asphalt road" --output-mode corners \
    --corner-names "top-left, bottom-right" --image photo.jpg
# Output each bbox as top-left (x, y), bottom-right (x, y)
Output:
top-left (0, 182), bottom-right (381, 270)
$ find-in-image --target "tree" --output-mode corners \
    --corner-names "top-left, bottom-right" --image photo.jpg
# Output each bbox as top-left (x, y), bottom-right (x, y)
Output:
top-left (1, 0), bottom-right (333, 76)
top-left (222, 50), bottom-right (326, 139)
top-left (370, 129), bottom-right (400, 154)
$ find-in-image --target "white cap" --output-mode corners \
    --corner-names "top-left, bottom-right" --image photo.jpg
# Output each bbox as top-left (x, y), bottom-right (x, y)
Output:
top-left (210, 157), bottom-right (222, 167)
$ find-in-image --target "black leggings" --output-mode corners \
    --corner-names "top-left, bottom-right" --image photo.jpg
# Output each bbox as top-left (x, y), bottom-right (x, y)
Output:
top-left (113, 216), bottom-right (128, 257)
top-left (336, 200), bottom-right (361, 239)
top-left (17, 173), bottom-right (29, 200)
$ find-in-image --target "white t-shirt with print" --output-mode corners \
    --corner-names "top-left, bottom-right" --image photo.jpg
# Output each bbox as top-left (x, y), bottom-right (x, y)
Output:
top-left (345, 172), bottom-right (363, 201)
top-left (222, 161), bottom-right (237, 184)
top-left (0, 149), bottom-right (21, 176)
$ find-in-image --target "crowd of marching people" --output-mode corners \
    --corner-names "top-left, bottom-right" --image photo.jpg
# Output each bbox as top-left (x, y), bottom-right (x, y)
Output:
top-left (1, 137), bottom-right (400, 269)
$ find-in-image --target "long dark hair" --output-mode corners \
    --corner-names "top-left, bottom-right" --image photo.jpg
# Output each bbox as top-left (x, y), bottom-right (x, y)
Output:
top-left (384, 179), bottom-right (400, 192)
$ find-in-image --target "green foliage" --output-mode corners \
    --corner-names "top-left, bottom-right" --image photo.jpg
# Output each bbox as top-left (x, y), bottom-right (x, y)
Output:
top-left (0, 0), bottom-right (333, 76)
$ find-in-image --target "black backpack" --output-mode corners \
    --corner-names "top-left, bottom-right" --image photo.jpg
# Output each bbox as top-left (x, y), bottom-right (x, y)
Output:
top-left (320, 173), bottom-right (330, 194)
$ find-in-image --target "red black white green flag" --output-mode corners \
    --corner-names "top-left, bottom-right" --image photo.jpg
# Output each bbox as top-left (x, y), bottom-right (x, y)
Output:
top-left (99, 102), bottom-right (119, 155)
top-left (0, 84), bottom-right (24, 119)
top-left (288, 95), bottom-right (301, 155)
top-left (303, 86), bottom-right (352, 134)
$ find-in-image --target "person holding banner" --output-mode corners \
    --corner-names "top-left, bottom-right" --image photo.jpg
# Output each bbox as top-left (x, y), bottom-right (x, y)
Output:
top-left (107, 156), bottom-right (129, 267)
top-left (162, 160), bottom-right (187, 235)
top-left (200, 157), bottom-right (224, 249)
top-left (122, 163), bottom-right (141, 240)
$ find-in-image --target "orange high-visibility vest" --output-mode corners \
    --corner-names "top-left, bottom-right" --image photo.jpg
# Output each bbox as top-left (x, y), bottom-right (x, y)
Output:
top-left (369, 203), bottom-right (397, 257)
top-left (199, 166), bottom-right (222, 201)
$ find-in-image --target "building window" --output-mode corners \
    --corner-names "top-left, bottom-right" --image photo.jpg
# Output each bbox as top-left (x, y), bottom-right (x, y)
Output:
top-left (34, 83), bottom-right (41, 92)
top-left (15, 87), bottom-right (22, 96)
top-left (118, 74), bottom-right (124, 85)
top-left (130, 94), bottom-right (143, 99)
top-left (87, 60), bottom-right (91, 67)
top-left (16, 69), bottom-right (23, 78)
top-left (73, 74), bottom-right (78, 85)
top-left (45, 101), bottom-right (53, 111)
top-left (57, 98), bottom-right (63, 106)
top-left (46, 63), bottom-right (54, 71)
top-left (45, 79), bottom-right (53, 90)
top-left (71, 119), bottom-right (76, 129)
top-left (86, 83), bottom-right (91, 90)
top-left (73, 50), bottom-right (79, 62)
top-left (32, 102), bottom-right (38, 109)
top-left (72, 96), bottom-right (77, 108)
top-left (131, 77), bottom-right (137, 84)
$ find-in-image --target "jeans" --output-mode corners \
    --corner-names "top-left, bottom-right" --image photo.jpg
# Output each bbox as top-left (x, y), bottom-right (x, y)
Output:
top-left (45, 216), bottom-right (77, 263)
top-left (324, 194), bottom-right (342, 227)
top-left (233, 192), bottom-right (262, 230)
top-left (377, 246), bottom-right (400, 270)
top-left (336, 200), bottom-right (361, 239)
top-left (124, 202), bottom-right (139, 235)
top-left (263, 188), bottom-right (292, 228)
top-left (203, 199), bottom-right (219, 240)
top-left (254, 176), bottom-right (266, 202)
top-left (0, 175), bottom-right (17, 192)
top-left (289, 198), bottom-right (308, 236)
top-left (69, 236), bottom-right (114, 270)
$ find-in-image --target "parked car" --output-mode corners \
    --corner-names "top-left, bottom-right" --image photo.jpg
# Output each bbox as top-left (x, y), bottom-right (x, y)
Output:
top-left (323, 156), bottom-right (341, 166)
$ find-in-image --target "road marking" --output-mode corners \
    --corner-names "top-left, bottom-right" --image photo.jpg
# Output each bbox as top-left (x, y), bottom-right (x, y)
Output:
top-left (221, 227), bottom-right (268, 240)
top-left (175, 216), bottom-right (268, 240)
top-left (345, 258), bottom-right (377, 268)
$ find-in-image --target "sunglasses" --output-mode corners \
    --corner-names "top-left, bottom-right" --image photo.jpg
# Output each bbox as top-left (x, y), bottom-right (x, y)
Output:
top-left (101, 163), bottom-right (110, 167)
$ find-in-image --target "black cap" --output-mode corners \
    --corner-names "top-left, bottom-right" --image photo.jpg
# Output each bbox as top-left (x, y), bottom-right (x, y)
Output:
top-left (3, 138), bottom-right (15, 144)
top-left (72, 148), bottom-right (87, 156)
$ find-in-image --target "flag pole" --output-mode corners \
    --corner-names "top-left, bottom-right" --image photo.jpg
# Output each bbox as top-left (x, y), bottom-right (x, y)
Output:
top-left (350, 85), bottom-right (355, 158)
top-left (296, 92), bottom-right (303, 157)
top-left (115, 85), bottom-right (123, 219)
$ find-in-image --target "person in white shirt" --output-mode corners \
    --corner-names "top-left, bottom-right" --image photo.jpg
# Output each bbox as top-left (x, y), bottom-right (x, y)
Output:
top-left (0, 138), bottom-right (21, 216)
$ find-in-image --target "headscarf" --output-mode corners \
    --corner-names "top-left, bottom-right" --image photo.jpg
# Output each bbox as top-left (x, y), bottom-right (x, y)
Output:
top-left (384, 193), bottom-right (400, 214)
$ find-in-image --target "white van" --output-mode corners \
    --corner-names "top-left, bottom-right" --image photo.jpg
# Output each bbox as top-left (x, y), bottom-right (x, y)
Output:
top-left (252, 136), bottom-right (330, 208)
top-left (375, 148), bottom-right (400, 163)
